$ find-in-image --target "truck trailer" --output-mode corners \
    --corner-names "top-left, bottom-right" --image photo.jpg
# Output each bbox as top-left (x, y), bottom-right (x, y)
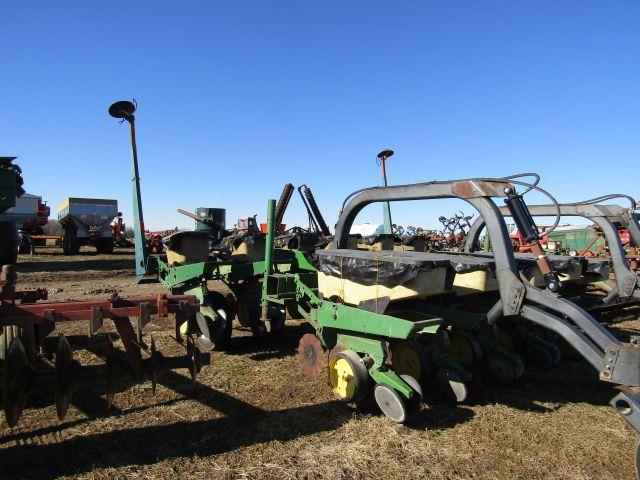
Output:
top-left (57, 197), bottom-right (118, 254)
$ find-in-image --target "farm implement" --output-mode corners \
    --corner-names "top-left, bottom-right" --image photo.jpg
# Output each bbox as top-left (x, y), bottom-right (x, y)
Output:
top-left (256, 175), bottom-right (640, 468)
top-left (106, 100), bottom-right (640, 472)
top-left (109, 100), bottom-right (292, 348)
top-left (109, 100), bottom-right (335, 348)
top-left (0, 290), bottom-right (206, 427)
top-left (0, 152), bottom-right (208, 427)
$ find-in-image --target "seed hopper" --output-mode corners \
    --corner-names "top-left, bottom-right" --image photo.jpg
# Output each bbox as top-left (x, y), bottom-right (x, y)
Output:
top-left (464, 195), bottom-right (640, 310)
top-left (258, 175), bottom-right (640, 469)
top-left (109, 100), bottom-right (289, 348)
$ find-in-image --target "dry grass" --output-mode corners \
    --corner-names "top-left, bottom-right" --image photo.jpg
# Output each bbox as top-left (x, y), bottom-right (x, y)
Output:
top-left (0, 249), bottom-right (637, 479)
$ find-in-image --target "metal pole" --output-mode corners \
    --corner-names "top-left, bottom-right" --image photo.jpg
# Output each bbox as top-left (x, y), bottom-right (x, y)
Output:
top-left (260, 198), bottom-right (276, 332)
top-left (109, 100), bottom-right (148, 283)
top-left (128, 117), bottom-right (148, 283)
top-left (377, 149), bottom-right (394, 234)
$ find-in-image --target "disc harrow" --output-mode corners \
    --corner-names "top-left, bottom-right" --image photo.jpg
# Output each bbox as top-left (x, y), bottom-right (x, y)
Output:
top-left (0, 291), bottom-right (207, 427)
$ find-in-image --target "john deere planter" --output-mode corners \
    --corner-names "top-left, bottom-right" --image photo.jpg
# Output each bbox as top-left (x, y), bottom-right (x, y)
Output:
top-left (257, 176), bottom-right (640, 472)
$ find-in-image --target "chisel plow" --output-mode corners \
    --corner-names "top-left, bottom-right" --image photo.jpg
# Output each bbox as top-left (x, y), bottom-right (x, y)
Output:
top-left (0, 269), bottom-right (206, 427)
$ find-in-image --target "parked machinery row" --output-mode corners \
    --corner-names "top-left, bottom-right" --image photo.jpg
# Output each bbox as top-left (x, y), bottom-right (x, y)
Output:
top-left (2, 101), bottom-right (640, 478)
top-left (107, 100), bottom-right (640, 475)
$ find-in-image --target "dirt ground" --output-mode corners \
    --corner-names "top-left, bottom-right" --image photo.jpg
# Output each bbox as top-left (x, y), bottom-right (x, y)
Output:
top-left (1, 247), bottom-right (638, 480)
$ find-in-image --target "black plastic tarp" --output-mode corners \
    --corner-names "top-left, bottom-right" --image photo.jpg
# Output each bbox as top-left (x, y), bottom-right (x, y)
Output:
top-left (316, 249), bottom-right (490, 287)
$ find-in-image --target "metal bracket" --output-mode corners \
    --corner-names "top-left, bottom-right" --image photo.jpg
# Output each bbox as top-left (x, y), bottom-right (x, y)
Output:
top-left (137, 302), bottom-right (150, 344)
top-left (89, 306), bottom-right (103, 337)
top-left (600, 339), bottom-right (640, 386)
top-left (39, 308), bottom-right (55, 337)
top-left (174, 299), bottom-right (192, 344)
top-left (610, 390), bottom-right (640, 434)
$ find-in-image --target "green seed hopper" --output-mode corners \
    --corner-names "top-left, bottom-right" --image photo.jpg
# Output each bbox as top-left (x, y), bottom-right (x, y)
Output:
top-left (111, 100), bottom-right (288, 350)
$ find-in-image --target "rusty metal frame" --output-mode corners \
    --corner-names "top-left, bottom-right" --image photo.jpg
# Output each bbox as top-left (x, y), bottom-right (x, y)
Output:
top-left (0, 294), bottom-right (199, 327)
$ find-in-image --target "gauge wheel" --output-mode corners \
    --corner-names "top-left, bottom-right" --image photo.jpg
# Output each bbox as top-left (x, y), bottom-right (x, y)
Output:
top-left (448, 330), bottom-right (483, 367)
top-left (328, 349), bottom-right (369, 403)
top-left (391, 340), bottom-right (431, 383)
top-left (485, 354), bottom-right (516, 385)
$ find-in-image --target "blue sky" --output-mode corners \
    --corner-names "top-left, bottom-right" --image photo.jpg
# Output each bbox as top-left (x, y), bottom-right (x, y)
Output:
top-left (2, 2), bottom-right (638, 231)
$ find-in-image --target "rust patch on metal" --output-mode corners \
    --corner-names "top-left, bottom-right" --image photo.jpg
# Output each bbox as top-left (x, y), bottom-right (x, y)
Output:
top-left (298, 334), bottom-right (325, 377)
top-left (451, 180), bottom-right (511, 198)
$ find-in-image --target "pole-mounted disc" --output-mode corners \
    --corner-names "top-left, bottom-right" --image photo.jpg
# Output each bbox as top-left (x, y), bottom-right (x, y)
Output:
top-left (108, 100), bottom-right (136, 120)
top-left (377, 149), bottom-right (394, 161)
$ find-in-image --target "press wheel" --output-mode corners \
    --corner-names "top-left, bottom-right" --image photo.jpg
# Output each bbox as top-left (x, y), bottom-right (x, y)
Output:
top-left (195, 291), bottom-right (235, 351)
top-left (525, 344), bottom-right (554, 370)
top-left (497, 328), bottom-right (524, 353)
top-left (328, 349), bottom-right (369, 403)
top-left (235, 281), bottom-right (260, 328)
top-left (485, 354), bottom-right (515, 385)
top-left (400, 374), bottom-right (423, 419)
top-left (236, 293), bottom-right (258, 328)
top-left (435, 368), bottom-right (468, 404)
top-left (250, 307), bottom-right (285, 338)
top-left (390, 340), bottom-right (431, 382)
top-left (374, 384), bottom-right (408, 423)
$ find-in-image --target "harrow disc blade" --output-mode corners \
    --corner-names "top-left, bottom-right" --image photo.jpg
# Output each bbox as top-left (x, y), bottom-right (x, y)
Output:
top-left (54, 335), bottom-right (79, 420)
top-left (195, 312), bottom-right (215, 351)
top-left (2, 338), bottom-right (29, 427)
top-left (297, 334), bottom-right (324, 377)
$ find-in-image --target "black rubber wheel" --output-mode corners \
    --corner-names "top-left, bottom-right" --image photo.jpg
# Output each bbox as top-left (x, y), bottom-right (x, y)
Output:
top-left (485, 354), bottom-right (516, 385)
top-left (250, 306), bottom-right (285, 338)
top-left (235, 281), bottom-right (261, 328)
top-left (18, 234), bottom-right (31, 254)
top-left (205, 291), bottom-right (234, 350)
top-left (96, 237), bottom-right (114, 254)
top-left (62, 232), bottom-right (79, 255)
top-left (435, 368), bottom-right (469, 404)
top-left (0, 221), bottom-right (18, 265)
top-left (525, 344), bottom-right (555, 370)
top-left (391, 340), bottom-right (431, 384)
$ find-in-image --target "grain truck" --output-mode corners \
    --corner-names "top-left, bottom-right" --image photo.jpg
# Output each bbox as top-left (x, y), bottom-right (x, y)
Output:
top-left (57, 197), bottom-right (118, 254)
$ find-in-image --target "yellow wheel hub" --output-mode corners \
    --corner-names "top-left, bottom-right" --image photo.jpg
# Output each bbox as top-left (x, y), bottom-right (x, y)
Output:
top-left (448, 333), bottom-right (476, 366)
top-left (392, 343), bottom-right (423, 379)
top-left (329, 357), bottom-right (356, 400)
